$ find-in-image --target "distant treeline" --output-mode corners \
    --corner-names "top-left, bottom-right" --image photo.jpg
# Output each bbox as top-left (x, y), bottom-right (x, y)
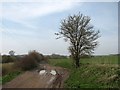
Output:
top-left (1, 51), bottom-right (48, 64)
top-left (1, 55), bottom-right (23, 63)
top-left (1, 53), bottom-right (119, 63)
top-left (1, 53), bottom-right (68, 63)
top-left (45, 54), bottom-right (68, 59)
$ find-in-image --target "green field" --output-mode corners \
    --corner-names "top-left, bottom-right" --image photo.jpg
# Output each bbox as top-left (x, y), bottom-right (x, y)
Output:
top-left (49, 55), bottom-right (120, 88)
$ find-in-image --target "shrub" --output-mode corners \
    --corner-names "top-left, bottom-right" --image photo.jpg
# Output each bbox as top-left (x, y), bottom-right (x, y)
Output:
top-left (28, 51), bottom-right (44, 63)
top-left (18, 55), bottom-right (37, 71)
top-left (15, 51), bottom-right (48, 71)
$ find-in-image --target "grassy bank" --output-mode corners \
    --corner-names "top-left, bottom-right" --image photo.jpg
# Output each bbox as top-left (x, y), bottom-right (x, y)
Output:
top-left (2, 71), bottom-right (22, 85)
top-left (1, 63), bottom-right (22, 85)
top-left (49, 55), bottom-right (119, 88)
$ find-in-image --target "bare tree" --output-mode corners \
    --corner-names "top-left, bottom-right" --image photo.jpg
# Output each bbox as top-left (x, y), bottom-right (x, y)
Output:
top-left (9, 50), bottom-right (15, 56)
top-left (56, 13), bottom-right (100, 68)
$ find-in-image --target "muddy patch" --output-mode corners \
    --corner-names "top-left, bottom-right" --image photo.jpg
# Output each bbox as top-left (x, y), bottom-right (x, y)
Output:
top-left (3, 64), bottom-right (69, 88)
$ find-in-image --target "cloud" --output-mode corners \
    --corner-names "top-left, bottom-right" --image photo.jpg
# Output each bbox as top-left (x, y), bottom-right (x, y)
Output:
top-left (1, 0), bottom-right (119, 2)
top-left (1, 1), bottom-right (80, 20)
top-left (1, 1), bottom-right (82, 33)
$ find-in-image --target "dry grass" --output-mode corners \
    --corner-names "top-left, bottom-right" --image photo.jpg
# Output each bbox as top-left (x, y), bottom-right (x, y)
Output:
top-left (2, 63), bottom-right (15, 76)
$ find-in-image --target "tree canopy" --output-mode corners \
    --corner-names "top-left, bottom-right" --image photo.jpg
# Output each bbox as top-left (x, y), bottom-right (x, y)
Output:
top-left (56, 12), bottom-right (100, 68)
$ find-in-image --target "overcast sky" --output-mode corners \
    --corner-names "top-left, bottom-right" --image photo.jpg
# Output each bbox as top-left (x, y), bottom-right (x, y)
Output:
top-left (0, 0), bottom-right (119, 55)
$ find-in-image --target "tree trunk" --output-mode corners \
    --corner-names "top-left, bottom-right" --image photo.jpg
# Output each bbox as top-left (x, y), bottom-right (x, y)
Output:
top-left (75, 58), bottom-right (80, 68)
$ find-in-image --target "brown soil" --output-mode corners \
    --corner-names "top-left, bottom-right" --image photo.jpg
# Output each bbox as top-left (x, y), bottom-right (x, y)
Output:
top-left (3, 64), bottom-right (69, 88)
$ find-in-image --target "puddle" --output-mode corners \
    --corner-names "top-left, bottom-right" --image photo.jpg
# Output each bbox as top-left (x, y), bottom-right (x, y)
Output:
top-left (39, 69), bottom-right (57, 76)
top-left (39, 70), bottom-right (47, 75)
top-left (50, 70), bottom-right (57, 75)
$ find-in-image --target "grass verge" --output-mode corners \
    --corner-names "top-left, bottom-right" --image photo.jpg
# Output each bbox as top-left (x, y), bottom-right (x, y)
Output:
top-left (49, 55), bottom-right (120, 88)
top-left (2, 71), bottom-right (22, 85)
